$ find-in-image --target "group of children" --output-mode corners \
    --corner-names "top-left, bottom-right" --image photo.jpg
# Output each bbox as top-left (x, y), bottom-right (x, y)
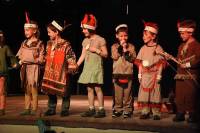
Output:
top-left (0, 13), bottom-right (200, 123)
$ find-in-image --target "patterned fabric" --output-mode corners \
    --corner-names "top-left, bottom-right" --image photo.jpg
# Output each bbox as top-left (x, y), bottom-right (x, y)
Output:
top-left (78, 35), bottom-right (106, 84)
top-left (175, 39), bottom-right (200, 112)
top-left (16, 39), bottom-right (45, 90)
top-left (41, 39), bottom-right (76, 96)
top-left (136, 44), bottom-right (165, 112)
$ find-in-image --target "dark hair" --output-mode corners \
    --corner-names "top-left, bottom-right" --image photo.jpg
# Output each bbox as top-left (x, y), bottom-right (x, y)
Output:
top-left (179, 19), bottom-right (196, 31)
top-left (116, 27), bottom-right (128, 34)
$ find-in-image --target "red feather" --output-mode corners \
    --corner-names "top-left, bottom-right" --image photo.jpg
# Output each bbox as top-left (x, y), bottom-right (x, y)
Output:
top-left (25, 11), bottom-right (30, 23)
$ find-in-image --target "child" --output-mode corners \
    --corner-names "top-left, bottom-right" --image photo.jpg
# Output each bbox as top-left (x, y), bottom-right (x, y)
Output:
top-left (0, 30), bottom-right (18, 115)
top-left (17, 17), bottom-right (45, 115)
top-left (77, 14), bottom-right (108, 118)
top-left (135, 22), bottom-right (166, 120)
top-left (111, 24), bottom-right (136, 118)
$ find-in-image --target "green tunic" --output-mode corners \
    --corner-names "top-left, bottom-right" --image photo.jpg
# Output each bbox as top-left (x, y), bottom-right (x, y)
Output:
top-left (0, 45), bottom-right (17, 76)
top-left (78, 35), bottom-right (106, 84)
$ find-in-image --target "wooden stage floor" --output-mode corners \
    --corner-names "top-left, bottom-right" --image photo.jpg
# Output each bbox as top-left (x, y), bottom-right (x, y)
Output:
top-left (0, 95), bottom-right (199, 133)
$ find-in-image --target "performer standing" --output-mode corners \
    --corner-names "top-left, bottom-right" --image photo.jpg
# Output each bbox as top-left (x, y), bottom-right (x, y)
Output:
top-left (17, 18), bottom-right (45, 115)
top-left (77, 14), bottom-right (108, 118)
top-left (0, 30), bottom-right (18, 116)
top-left (173, 19), bottom-right (200, 123)
top-left (41, 20), bottom-right (76, 117)
top-left (134, 22), bottom-right (166, 120)
top-left (111, 24), bottom-right (136, 118)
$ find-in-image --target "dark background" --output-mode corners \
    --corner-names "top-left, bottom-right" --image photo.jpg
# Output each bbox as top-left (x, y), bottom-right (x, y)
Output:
top-left (0, 0), bottom-right (200, 97)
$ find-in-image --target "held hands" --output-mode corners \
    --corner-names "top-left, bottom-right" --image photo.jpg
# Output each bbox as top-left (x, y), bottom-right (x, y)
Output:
top-left (156, 75), bottom-right (162, 83)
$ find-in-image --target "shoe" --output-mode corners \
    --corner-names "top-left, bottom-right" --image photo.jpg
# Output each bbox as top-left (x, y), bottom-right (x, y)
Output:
top-left (173, 112), bottom-right (185, 122)
top-left (80, 108), bottom-right (96, 117)
top-left (20, 109), bottom-right (31, 115)
top-left (140, 113), bottom-right (150, 119)
top-left (94, 109), bottom-right (106, 118)
top-left (123, 112), bottom-right (132, 118)
top-left (187, 113), bottom-right (197, 123)
top-left (60, 110), bottom-right (69, 117)
top-left (30, 110), bottom-right (37, 116)
top-left (112, 111), bottom-right (122, 118)
top-left (44, 109), bottom-right (56, 116)
top-left (0, 109), bottom-right (5, 116)
top-left (153, 115), bottom-right (161, 120)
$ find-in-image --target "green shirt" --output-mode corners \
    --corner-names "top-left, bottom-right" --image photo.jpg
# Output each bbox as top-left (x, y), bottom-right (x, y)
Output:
top-left (0, 45), bottom-right (18, 76)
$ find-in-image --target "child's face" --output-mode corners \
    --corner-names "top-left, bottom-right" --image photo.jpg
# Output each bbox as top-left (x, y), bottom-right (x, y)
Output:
top-left (47, 27), bottom-right (58, 41)
top-left (179, 31), bottom-right (192, 42)
top-left (143, 30), bottom-right (156, 44)
top-left (24, 27), bottom-right (36, 39)
top-left (116, 31), bottom-right (128, 44)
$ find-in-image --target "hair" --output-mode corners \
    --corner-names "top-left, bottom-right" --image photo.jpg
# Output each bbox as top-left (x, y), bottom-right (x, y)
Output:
top-left (179, 19), bottom-right (196, 31)
top-left (116, 27), bottom-right (128, 34)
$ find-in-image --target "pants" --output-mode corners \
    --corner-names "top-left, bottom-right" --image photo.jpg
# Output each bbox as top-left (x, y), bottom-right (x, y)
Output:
top-left (25, 86), bottom-right (38, 111)
top-left (175, 80), bottom-right (197, 113)
top-left (113, 79), bottom-right (133, 113)
top-left (47, 87), bottom-right (71, 111)
top-left (0, 76), bottom-right (6, 110)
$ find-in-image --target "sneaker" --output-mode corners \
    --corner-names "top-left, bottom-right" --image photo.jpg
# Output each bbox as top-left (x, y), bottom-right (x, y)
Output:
top-left (30, 110), bottom-right (37, 116)
top-left (140, 113), bottom-right (150, 119)
top-left (44, 109), bottom-right (56, 116)
top-left (94, 109), bottom-right (106, 118)
top-left (0, 109), bottom-right (5, 116)
top-left (112, 111), bottom-right (122, 118)
top-left (123, 112), bottom-right (132, 118)
top-left (153, 115), bottom-right (161, 120)
top-left (173, 112), bottom-right (185, 122)
top-left (80, 108), bottom-right (96, 117)
top-left (60, 110), bottom-right (69, 117)
top-left (20, 109), bottom-right (31, 116)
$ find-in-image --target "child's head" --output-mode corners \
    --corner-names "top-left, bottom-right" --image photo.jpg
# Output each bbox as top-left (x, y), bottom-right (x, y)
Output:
top-left (115, 24), bottom-right (128, 44)
top-left (81, 14), bottom-right (97, 37)
top-left (143, 22), bottom-right (158, 44)
top-left (24, 20), bottom-right (40, 39)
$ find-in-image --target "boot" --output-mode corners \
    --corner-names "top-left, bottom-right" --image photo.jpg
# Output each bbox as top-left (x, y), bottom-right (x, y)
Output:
top-left (173, 112), bottom-right (185, 122)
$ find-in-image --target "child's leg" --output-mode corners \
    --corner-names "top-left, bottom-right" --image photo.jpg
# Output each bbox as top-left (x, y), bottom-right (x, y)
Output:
top-left (123, 80), bottom-right (133, 114)
top-left (0, 77), bottom-right (6, 110)
top-left (31, 87), bottom-right (38, 111)
top-left (87, 86), bottom-right (95, 108)
top-left (113, 80), bottom-right (123, 113)
top-left (25, 86), bottom-right (31, 110)
top-left (94, 86), bottom-right (104, 108)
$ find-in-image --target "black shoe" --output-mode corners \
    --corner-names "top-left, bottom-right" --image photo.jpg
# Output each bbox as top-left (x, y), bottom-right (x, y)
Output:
top-left (112, 111), bottom-right (122, 118)
top-left (80, 108), bottom-right (96, 117)
top-left (173, 113), bottom-right (185, 122)
top-left (187, 113), bottom-right (197, 123)
top-left (60, 110), bottom-right (69, 117)
top-left (123, 112), bottom-right (132, 118)
top-left (44, 109), bottom-right (56, 116)
top-left (94, 109), bottom-right (106, 118)
top-left (153, 115), bottom-right (161, 120)
top-left (140, 114), bottom-right (150, 119)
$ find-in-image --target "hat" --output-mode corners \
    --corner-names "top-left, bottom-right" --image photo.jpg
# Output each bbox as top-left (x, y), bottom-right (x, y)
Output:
top-left (81, 14), bottom-right (97, 30)
top-left (24, 12), bottom-right (37, 28)
top-left (51, 20), bottom-right (64, 32)
top-left (115, 24), bottom-right (128, 32)
top-left (177, 20), bottom-right (195, 33)
top-left (144, 21), bottom-right (158, 34)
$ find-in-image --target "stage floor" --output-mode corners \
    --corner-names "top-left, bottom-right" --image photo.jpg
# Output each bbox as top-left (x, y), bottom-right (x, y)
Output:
top-left (0, 95), bottom-right (199, 133)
